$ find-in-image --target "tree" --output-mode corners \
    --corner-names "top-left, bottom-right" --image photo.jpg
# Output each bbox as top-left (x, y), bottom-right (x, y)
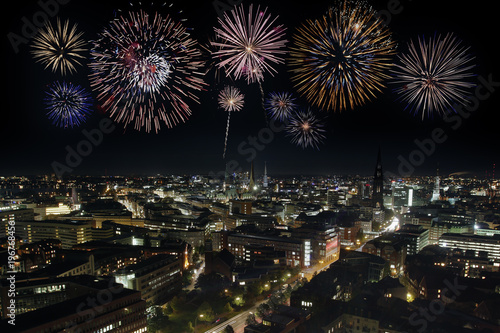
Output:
top-left (223, 302), bottom-right (233, 313)
top-left (283, 284), bottom-right (293, 299)
top-left (245, 313), bottom-right (257, 325)
top-left (147, 306), bottom-right (169, 333)
top-left (247, 280), bottom-right (264, 296)
top-left (169, 296), bottom-right (180, 312)
top-left (232, 294), bottom-right (245, 307)
top-left (195, 273), bottom-right (231, 294)
top-left (356, 228), bottom-right (364, 241)
top-left (164, 303), bottom-right (173, 315)
top-left (197, 301), bottom-right (215, 323)
top-left (182, 269), bottom-right (194, 286)
top-left (223, 325), bottom-right (234, 333)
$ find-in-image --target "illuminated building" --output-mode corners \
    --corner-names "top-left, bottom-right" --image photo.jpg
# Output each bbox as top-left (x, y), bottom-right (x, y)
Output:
top-left (229, 199), bottom-right (252, 215)
top-left (394, 224), bottom-right (429, 255)
top-left (17, 239), bottom-right (61, 273)
top-left (15, 220), bottom-right (93, 249)
top-left (263, 161), bottom-right (268, 188)
top-left (372, 148), bottom-right (384, 209)
top-left (0, 275), bottom-right (119, 318)
top-left (429, 221), bottom-right (473, 245)
top-left (114, 254), bottom-right (182, 305)
top-left (0, 207), bottom-right (34, 237)
top-left (391, 183), bottom-right (413, 211)
top-left (292, 225), bottom-right (340, 264)
top-left (226, 233), bottom-right (312, 268)
top-left (439, 233), bottom-right (500, 263)
top-left (431, 167), bottom-right (441, 202)
top-left (1, 286), bottom-right (146, 333)
top-left (362, 235), bottom-right (407, 276)
top-left (337, 223), bottom-right (360, 249)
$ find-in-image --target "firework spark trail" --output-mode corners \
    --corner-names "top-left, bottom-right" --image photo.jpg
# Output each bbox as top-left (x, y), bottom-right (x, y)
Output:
top-left (211, 4), bottom-right (288, 84)
top-left (258, 82), bottom-right (268, 123)
top-left (223, 110), bottom-right (232, 159)
top-left (31, 18), bottom-right (87, 75)
top-left (44, 81), bottom-right (93, 128)
top-left (288, 0), bottom-right (396, 111)
top-left (391, 33), bottom-right (475, 118)
top-left (218, 86), bottom-right (245, 158)
top-left (89, 9), bottom-right (206, 133)
top-left (286, 108), bottom-right (326, 149)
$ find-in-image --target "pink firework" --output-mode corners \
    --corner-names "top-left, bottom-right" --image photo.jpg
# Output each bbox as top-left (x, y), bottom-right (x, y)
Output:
top-left (211, 4), bottom-right (287, 84)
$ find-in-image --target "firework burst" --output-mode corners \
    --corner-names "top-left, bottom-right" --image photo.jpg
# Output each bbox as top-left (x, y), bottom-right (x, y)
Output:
top-left (211, 4), bottom-right (288, 84)
top-left (218, 85), bottom-right (245, 112)
top-left (44, 81), bottom-right (93, 128)
top-left (391, 33), bottom-right (475, 118)
top-left (218, 86), bottom-right (244, 158)
top-left (31, 18), bottom-right (87, 75)
top-left (264, 92), bottom-right (296, 121)
top-left (88, 9), bottom-right (206, 133)
top-left (286, 108), bottom-right (326, 149)
top-left (288, 0), bottom-right (396, 111)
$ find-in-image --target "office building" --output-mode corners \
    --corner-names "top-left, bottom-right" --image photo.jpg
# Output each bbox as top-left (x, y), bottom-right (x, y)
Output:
top-left (0, 286), bottom-right (146, 333)
top-left (439, 233), bottom-right (500, 263)
top-left (114, 254), bottom-right (182, 305)
top-left (12, 220), bottom-right (93, 249)
top-left (394, 224), bottom-right (429, 255)
top-left (227, 233), bottom-right (312, 268)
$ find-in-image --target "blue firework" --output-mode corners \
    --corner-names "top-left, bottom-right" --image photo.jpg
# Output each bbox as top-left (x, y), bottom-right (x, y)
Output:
top-left (44, 81), bottom-right (93, 128)
top-left (264, 92), bottom-right (297, 121)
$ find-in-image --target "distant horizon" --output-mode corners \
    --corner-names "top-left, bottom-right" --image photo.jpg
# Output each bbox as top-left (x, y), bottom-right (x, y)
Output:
top-left (0, 170), bottom-right (489, 179)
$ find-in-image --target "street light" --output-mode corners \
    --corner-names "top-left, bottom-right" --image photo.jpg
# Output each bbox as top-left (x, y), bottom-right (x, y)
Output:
top-left (194, 314), bottom-right (204, 332)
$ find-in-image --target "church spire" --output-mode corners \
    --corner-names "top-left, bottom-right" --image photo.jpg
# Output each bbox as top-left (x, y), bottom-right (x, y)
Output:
top-left (249, 161), bottom-right (256, 191)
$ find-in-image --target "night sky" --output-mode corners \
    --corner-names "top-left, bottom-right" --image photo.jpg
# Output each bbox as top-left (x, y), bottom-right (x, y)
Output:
top-left (2, 0), bottom-right (499, 178)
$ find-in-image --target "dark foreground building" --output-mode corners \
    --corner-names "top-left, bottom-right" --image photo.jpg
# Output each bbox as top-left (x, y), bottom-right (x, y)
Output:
top-left (0, 286), bottom-right (146, 333)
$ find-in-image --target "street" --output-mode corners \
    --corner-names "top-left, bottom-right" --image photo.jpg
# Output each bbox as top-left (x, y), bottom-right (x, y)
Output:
top-left (203, 299), bottom-right (266, 333)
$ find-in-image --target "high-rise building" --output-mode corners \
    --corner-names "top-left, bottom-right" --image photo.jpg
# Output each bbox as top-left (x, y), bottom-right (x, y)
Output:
top-left (431, 166), bottom-right (441, 202)
top-left (71, 187), bottom-right (80, 210)
top-left (263, 161), bottom-right (268, 188)
top-left (372, 148), bottom-right (384, 209)
top-left (391, 183), bottom-right (414, 210)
